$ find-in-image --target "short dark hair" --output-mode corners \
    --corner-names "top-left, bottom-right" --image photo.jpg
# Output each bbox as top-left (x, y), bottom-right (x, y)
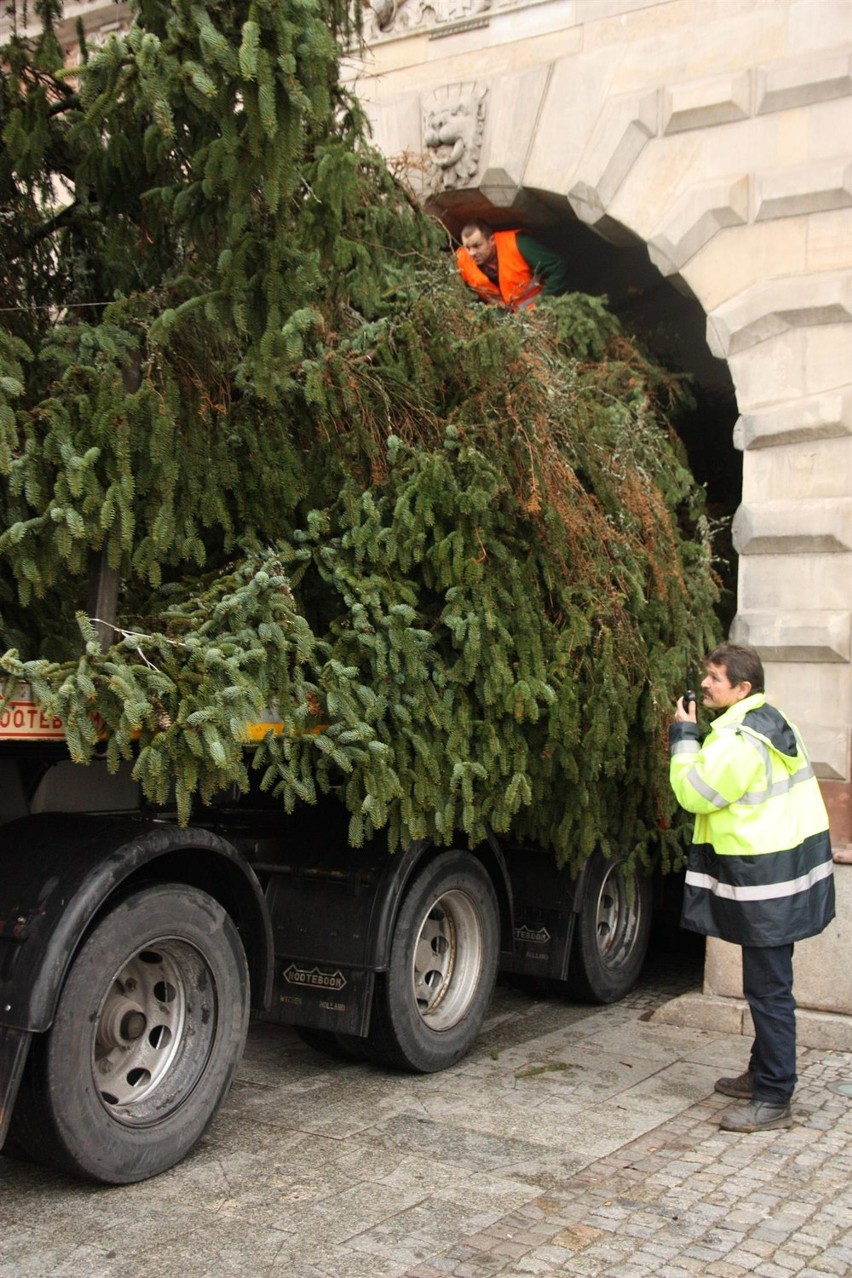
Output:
top-left (460, 219), bottom-right (494, 239)
top-left (705, 642), bottom-right (764, 693)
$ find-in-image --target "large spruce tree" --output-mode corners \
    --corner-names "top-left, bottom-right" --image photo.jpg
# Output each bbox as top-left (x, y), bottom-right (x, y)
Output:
top-left (0, 0), bottom-right (720, 870)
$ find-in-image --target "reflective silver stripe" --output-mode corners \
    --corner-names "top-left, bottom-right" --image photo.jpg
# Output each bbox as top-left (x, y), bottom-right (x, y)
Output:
top-left (685, 858), bottom-right (834, 902)
top-left (685, 766), bottom-right (729, 807)
top-left (671, 738), bottom-right (699, 756)
top-left (735, 725), bottom-right (816, 805)
top-left (698, 723), bottom-right (816, 807)
top-left (510, 280), bottom-right (543, 309)
top-left (739, 761), bottom-right (816, 806)
top-left (738, 730), bottom-right (771, 802)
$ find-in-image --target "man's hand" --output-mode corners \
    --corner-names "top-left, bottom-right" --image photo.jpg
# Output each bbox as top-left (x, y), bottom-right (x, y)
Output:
top-left (674, 695), bottom-right (698, 724)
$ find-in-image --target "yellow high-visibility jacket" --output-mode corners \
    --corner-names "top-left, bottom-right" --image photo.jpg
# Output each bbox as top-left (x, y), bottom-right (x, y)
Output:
top-left (670, 693), bottom-right (835, 947)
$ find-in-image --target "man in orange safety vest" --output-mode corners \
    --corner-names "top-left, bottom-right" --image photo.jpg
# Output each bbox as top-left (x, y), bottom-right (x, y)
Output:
top-left (456, 220), bottom-right (569, 312)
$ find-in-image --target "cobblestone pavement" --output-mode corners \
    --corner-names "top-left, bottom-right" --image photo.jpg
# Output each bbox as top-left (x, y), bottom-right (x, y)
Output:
top-left (2, 937), bottom-right (852, 1278)
top-left (404, 1051), bottom-right (852, 1278)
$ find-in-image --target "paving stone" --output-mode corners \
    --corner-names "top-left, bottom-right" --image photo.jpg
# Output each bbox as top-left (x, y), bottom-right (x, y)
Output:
top-left (4, 959), bottom-right (852, 1278)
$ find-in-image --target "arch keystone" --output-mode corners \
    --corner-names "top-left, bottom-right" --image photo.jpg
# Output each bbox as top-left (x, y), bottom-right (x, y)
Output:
top-left (755, 158), bottom-right (852, 222)
top-left (662, 71), bottom-right (752, 135)
top-left (647, 176), bottom-right (749, 276)
top-left (734, 388), bottom-right (852, 450)
top-left (730, 610), bottom-right (851, 663)
top-left (567, 89), bottom-right (659, 242)
top-left (756, 50), bottom-right (852, 115)
top-left (706, 272), bottom-right (852, 358)
top-left (478, 167), bottom-right (520, 207)
top-left (732, 498), bottom-right (852, 555)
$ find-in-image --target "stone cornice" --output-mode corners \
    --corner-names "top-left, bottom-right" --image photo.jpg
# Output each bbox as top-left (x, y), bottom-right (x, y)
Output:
top-left (356, 0), bottom-right (554, 45)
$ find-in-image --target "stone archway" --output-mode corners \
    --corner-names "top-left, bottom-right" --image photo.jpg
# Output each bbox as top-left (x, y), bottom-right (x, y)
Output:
top-left (350, 0), bottom-right (852, 856)
top-left (349, 0), bottom-right (852, 1039)
top-left (435, 201), bottom-right (743, 624)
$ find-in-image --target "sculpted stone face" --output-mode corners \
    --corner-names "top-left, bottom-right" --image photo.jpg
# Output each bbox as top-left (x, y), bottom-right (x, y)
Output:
top-left (424, 103), bottom-right (473, 172)
top-left (421, 81), bottom-right (487, 190)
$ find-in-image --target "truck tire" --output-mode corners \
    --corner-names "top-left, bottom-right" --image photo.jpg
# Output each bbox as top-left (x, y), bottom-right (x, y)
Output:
top-left (365, 851), bottom-right (500, 1073)
top-left (565, 849), bottom-right (652, 1003)
top-left (9, 883), bottom-right (249, 1184)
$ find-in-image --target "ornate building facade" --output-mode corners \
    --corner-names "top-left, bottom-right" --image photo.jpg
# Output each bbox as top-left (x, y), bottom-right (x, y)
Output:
top-left (352, 0), bottom-right (852, 842)
top-left (4, 0), bottom-right (852, 1033)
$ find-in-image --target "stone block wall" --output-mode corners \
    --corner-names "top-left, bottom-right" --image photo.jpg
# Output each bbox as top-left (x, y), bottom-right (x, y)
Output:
top-left (350, 0), bottom-right (852, 848)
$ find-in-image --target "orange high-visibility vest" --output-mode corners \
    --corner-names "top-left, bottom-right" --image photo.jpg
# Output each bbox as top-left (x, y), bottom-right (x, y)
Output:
top-left (455, 230), bottom-right (544, 311)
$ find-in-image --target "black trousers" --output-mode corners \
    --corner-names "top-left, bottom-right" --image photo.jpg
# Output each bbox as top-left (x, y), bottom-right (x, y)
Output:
top-left (742, 943), bottom-right (797, 1103)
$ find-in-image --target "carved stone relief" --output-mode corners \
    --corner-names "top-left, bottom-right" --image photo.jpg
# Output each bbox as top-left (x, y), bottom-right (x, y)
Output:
top-left (422, 82), bottom-right (488, 191)
top-left (363, 0), bottom-right (492, 40)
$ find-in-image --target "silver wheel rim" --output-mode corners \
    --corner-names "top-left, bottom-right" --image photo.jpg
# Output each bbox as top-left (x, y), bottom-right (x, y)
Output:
top-left (92, 938), bottom-right (216, 1125)
top-left (593, 863), bottom-right (642, 972)
top-left (410, 889), bottom-right (484, 1031)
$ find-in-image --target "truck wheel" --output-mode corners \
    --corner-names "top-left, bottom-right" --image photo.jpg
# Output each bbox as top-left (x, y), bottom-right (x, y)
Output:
top-left (9, 884), bottom-right (249, 1184)
top-left (365, 851), bottom-right (499, 1073)
top-left (565, 849), bottom-right (652, 1003)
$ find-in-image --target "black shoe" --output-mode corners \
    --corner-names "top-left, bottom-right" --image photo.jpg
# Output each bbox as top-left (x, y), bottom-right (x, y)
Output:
top-left (719, 1099), bottom-right (792, 1133)
top-left (714, 1069), bottom-right (753, 1099)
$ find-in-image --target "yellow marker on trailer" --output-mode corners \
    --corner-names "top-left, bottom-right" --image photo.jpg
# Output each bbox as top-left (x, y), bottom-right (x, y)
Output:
top-left (0, 685), bottom-right (321, 744)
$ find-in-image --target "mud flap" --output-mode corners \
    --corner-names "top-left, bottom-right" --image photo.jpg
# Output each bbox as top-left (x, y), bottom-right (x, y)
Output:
top-left (0, 1026), bottom-right (30, 1149)
top-left (266, 959), bottom-right (376, 1036)
top-left (499, 846), bottom-right (579, 981)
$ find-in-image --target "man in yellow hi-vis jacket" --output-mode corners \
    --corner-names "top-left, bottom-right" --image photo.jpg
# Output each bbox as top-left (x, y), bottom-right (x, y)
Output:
top-left (671, 643), bottom-right (835, 1133)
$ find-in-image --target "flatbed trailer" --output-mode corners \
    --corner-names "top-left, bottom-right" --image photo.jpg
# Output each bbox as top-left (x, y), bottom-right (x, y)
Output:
top-left (0, 687), bottom-right (652, 1184)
